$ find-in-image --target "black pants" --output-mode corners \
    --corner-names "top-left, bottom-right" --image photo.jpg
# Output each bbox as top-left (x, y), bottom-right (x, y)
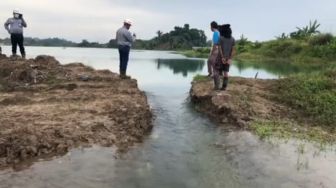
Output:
top-left (11, 34), bottom-right (25, 57)
top-left (118, 45), bottom-right (130, 73)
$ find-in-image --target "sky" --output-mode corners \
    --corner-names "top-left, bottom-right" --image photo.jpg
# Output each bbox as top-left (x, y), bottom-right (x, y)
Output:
top-left (0, 0), bottom-right (336, 43)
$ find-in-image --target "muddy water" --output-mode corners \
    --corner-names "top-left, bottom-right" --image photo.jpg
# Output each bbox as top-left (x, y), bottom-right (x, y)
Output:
top-left (0, 47), bottom-right (335, 188)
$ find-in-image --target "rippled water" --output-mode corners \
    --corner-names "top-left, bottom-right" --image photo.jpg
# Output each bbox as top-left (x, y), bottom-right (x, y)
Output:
top-left (0, 46), bottom-right (335, 188)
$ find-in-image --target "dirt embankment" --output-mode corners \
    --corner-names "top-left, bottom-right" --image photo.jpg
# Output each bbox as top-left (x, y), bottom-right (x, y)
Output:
top-left (0, 55), bottom-right (152, 168)
top-left (190, 77), bottom-right (287, 127)
top-left (190, 77), bottom-right (336, 142)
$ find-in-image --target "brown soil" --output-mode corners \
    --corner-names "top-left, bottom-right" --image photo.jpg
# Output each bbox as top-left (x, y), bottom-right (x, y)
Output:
top-left (190, 77), bottom-right (290, 128)
top-left (0, 55), bottom-right (152, 168)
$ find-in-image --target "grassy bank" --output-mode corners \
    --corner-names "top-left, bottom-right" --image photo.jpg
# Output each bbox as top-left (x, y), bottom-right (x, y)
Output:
top-left (182, 48), bottom-right (210, 58)
top-left (253, 68), bottom-right (336, 143)
top-left (191, 69), bottom-right (336, 144)
top-left (273, 69), bottom-right (336, 126)
top-left (189, 21), bottom-right (336, 143)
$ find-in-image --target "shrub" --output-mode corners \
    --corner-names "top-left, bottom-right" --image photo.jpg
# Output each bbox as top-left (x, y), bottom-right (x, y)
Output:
top-left (261, 39), bottom-right (303, 57)
top-left (309, 40), bottom-right (336, 59)
top-left (309, 33), bottom-right (334, 46)
top-left (275, 71), bottom-right (336, 126)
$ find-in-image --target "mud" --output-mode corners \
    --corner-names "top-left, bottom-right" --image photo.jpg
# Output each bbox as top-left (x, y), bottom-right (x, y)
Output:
top-left (190, 77), bottom-right (297, 128)
top-left (0, 55), bottom-right (152, 169)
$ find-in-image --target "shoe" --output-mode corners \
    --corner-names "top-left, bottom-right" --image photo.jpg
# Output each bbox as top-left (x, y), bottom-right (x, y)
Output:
top-left (119, 70), bottom-right (131, 79)
top-left (214, 77), bottom-right (220, 90)
top-left (120, 74), bottom-right (131, 79)
top-left (221, 77), bottom-right (229, 91)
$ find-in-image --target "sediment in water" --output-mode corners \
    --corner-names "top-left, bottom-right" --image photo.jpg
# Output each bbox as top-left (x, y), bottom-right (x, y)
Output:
top-left (0, 55), bottom-right (152, 168)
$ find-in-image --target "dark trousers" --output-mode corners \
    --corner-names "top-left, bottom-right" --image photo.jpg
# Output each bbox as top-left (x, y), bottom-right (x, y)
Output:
top-left (11, 34), bottom-right (25, 57)
top-left (118, 45), bottom-right (130, 73)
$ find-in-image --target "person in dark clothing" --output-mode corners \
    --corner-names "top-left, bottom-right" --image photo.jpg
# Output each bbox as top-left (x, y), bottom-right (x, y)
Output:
top-left (4, 9), bottom-right (27, 59)
top-left (213, 24), bottom-right (235, 90)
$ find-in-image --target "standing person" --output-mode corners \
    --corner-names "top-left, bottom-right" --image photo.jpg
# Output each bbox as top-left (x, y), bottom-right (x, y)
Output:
top-left (116, 19), bottom-right (136, 79)
top-left (207, 21), bottom-right (220, 77)
top-left (4, 9), bottom-right (27, 59)
top-left (214, 24), bottom-right (235, 90)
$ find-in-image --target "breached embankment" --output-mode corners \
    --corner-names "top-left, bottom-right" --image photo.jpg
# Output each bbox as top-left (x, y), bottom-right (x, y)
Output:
top-left (190, 77), bottom-right (335, 143)
top-left (0, 55), bottom-right (152, 168)
top-left (190, 77), bottom-right (286, 127)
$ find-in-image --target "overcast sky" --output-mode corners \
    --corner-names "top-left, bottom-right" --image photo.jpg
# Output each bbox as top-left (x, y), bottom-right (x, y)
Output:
top-left (0, 0), bottom-right (335, 43)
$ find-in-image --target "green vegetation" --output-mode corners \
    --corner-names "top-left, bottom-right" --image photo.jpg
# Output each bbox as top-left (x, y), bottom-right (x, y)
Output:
top-left (182, 48), bottom-right (210, 58)
top-left (193, 74), bottom-right (209, 82)
top-left (251, 119), bottom-right (336, 144)
top-left (1, 24), bottom-right (207, 50)
top-left (236, 21), bottom-right (336, 66)
top-left (274, 69), bottom-right (336, 126)
top-left (134, 24), bottom-right (207, 50)
top-left (0, 37), bottom-right (77, 47)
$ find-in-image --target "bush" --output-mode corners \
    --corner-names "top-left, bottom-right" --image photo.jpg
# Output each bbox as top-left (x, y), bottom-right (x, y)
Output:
top-left (261, 39), bottom-right (303, 57)
top-left (309, 33), bottom-right (334, 46)
top-left (309, 40), bottom-right (336, 59)
top-left (275, 70), bottom-right (336, 126)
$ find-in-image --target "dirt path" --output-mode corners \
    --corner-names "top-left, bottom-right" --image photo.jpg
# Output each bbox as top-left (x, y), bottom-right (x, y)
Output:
top-left (0, 55), bottom-right (152, 169)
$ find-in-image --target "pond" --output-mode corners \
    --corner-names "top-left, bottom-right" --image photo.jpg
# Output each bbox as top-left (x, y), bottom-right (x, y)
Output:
top-left (0, 46), bottom-right (335, 188)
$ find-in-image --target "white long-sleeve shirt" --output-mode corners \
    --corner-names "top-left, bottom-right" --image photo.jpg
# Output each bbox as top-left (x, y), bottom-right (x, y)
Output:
top-left (116, 26), bottom-right (135, 47)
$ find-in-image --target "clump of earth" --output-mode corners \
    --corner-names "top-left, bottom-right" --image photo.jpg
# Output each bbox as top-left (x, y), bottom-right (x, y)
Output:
top-left (0, 55), bottom-right (152, 169)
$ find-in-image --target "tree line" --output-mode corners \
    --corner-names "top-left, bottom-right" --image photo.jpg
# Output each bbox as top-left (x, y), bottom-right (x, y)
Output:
top-left (0, 24), bottom-right (208, 50)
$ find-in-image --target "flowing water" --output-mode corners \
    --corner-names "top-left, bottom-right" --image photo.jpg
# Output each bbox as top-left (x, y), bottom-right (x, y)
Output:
top-left (0, 46), bottom-right (335, 188)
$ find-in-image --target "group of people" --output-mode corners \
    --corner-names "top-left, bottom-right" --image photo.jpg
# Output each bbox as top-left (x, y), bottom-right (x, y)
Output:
top-left (207, 21), bottom-right (235, 91)
top-left (2, 10), bottom-right (234, 85)
top-left (2, 9), bottom-right (135, 79)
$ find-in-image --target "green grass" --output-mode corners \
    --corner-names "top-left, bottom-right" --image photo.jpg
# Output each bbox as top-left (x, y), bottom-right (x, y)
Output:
top-left (237, 34), bottom-right (336, 65)
top-left (274, 69), bottom-right (336, 127)
top-left (193, 74), bottom-right (209, 82)
top-left (181, 48), bottom-right (210, 58)
top-left (251, 119), bottom-right (336, 144)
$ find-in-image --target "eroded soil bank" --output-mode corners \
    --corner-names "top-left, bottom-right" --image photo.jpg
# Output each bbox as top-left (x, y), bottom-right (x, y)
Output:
top-left (0, 55), bottom-right (152, 168)
top-left (190, 77), bottom-right (336, 143)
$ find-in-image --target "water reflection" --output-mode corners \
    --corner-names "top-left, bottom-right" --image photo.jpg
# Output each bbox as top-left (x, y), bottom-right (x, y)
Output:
top-left (235, 60), bottom-right (301, 76)
top-left (156, 59), bottom-right (205, 77)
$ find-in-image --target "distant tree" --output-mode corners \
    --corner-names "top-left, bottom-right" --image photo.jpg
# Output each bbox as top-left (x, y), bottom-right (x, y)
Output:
top-left (77, 40), bottom-right (90, 47)
top-left (290, 20), bottom-right (321, 39)
top-left (276, 33), bottom-right (289, 40)
top-left (157, 30), bottom-right (163, 38)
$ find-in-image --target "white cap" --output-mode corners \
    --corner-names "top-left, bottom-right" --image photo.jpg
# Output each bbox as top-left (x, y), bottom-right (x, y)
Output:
top-left (124, 19), bottom-right (132, 25)
top-left (13, 9), bottom-right (21, 14)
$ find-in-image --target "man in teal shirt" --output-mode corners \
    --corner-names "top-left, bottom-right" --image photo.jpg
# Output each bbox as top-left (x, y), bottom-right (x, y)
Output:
top-left (207, 21), bottom-right (220, 77)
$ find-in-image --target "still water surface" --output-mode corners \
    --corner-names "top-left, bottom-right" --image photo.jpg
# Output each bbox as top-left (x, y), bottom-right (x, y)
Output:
top-left (0, 46), bottom-right (335, 188)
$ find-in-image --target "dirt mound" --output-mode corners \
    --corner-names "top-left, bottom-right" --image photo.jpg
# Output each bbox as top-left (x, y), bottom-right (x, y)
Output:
top-left (190, 77), bottom-right (288, 128)
top-left (0, 56), bottom-right (152, 169)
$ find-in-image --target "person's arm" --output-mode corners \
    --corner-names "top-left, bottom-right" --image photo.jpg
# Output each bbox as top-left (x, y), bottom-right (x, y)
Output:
top-left (124, 31), bottom-right (135, 43)
top-left (21, 17), bottom-right (27, 27)
top-left (4, 19), bottom-right (10, 33)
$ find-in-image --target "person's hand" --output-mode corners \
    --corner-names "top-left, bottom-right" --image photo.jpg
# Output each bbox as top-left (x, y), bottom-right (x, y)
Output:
top-left (221, 58), bottom-right (226, 64)
top-left (222, 58), bottom-right (229, 65)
